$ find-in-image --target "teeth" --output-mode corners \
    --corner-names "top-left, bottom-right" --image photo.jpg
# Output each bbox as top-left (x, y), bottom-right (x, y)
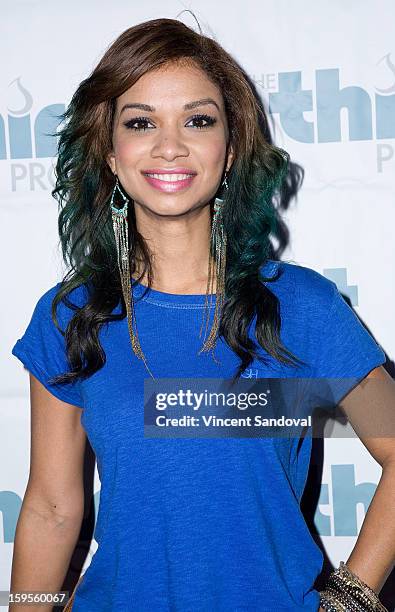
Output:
top-left (145, 173), bottom-right (194, 182)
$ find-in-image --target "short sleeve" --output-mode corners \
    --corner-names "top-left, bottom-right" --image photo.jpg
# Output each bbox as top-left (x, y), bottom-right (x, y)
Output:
top-left (11, 283), bottom-right (85, 408)
top-left (312, 281), bottom-right (386, 407)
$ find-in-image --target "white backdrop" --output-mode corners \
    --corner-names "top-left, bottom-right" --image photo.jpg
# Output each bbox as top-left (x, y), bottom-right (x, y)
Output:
top-left (2, 0), bottom-right (394, 606)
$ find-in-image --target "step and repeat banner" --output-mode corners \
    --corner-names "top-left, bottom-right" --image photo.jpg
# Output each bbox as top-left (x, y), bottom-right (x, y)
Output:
top-left (1, 0), bottom-right (394, 604)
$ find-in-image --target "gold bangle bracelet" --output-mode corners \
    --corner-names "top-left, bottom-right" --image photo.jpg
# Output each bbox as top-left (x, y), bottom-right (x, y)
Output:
top-left (320, 561), bottom-right (389, 612)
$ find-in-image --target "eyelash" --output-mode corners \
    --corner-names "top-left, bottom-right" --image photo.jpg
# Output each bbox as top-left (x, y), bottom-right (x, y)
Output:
top-left (123, 113), bottom-right (217, 132)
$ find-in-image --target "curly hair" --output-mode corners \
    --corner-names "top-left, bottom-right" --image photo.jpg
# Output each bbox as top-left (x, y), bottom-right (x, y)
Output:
top-left (48, 16), bottom-right (306, 386)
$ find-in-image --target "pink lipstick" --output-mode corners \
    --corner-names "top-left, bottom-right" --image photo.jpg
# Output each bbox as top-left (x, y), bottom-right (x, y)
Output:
top-left (141, 168), bottom-right (197, 193)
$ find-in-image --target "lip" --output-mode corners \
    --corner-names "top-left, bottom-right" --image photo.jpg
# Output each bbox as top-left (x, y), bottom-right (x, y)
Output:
top-left (141, 168), bottom-right (197, 193)
top-left (141, 168), bottom-right (197, 174)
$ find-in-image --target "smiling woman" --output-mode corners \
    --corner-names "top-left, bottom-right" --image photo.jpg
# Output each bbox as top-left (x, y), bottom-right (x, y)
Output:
top-left (10, 15), bottom-right (395, 612)
top-left (112, 88), bottom-right (221, 199)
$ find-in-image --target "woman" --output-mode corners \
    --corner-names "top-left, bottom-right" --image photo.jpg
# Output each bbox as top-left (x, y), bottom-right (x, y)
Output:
top-left (10, 17), bottom-right (395, 612)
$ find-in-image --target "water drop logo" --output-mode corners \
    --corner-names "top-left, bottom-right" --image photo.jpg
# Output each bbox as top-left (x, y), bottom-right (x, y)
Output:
top-left (375, 53), bottom-right (395, 95)
top-left (374, 53), bottom-right (395, 171)
top-left (1, 77), bottom-right (65, 191)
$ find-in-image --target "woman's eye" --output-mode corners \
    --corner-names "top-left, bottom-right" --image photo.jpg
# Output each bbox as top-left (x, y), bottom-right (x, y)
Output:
top-left (187, 114), bottom-right (217, 129)
top-left (123, 117), bottom-right (152, 131)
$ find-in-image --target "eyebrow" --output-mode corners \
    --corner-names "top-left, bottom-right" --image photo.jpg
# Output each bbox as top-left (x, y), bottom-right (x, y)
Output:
top-left (119, 97), bottom-right (220, 115)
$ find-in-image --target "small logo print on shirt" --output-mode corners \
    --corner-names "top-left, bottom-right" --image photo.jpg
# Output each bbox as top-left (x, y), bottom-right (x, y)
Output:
top-left (241, 368), bottom-right (260, 379)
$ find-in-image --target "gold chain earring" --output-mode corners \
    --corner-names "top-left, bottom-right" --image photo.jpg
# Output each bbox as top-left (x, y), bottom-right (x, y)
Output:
top-left (198, 171), bottom-right (229, 363)
top-left (110, 175), bottom-right (155, 379)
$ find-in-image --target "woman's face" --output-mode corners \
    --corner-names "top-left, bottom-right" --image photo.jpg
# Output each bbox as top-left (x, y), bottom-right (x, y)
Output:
top-left (107, 60), bottom-right (234, 217)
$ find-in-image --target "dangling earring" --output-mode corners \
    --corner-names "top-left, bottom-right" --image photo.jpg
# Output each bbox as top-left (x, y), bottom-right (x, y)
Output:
top-left (110, 175), bottom-right (155, 379)
top-left (198, 171), bottom-right (229, 363)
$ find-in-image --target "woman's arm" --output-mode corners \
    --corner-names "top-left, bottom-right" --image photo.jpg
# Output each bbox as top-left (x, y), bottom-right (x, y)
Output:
top-left (9, 373), bottom-right (87, 611)
top-left (327, 365), bottom-right (395, 594)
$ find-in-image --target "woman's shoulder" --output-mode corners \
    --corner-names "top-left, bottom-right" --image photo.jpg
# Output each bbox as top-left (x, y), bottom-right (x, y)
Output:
top-left (261, 258), bottom-right (337, 311)
top-left (263, 259), bottom-right (385, 379)
top-left (32, 280), bottom-right (90, 326)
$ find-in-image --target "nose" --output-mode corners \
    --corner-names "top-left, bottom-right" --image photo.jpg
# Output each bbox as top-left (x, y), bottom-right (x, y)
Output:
top-left (150, 124), bottom-right (189, 161)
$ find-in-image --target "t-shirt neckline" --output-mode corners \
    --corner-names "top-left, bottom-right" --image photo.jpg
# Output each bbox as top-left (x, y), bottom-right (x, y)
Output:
top-left (131, 279), bottom-right (215, 305)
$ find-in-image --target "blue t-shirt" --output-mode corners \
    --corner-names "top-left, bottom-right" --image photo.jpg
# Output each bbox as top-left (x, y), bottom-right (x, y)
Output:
top-left (11, 260), bottom-right (385, 611)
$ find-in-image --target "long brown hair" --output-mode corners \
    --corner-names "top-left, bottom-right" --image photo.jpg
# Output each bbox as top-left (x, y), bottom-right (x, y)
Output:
top-left (50, 17), bottom-right (305, 385)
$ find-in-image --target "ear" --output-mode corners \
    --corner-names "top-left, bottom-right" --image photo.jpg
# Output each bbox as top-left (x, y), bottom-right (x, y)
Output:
top-left (226, 143), bottom-right (234, 173)
top-left (107, 151), bottom-right (116, 175)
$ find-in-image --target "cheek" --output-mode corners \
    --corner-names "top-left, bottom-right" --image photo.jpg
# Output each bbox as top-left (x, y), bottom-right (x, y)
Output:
top-left (203, 141), bottom-right (227, 175)
top-left (114, 136), bottom-right (144, 166)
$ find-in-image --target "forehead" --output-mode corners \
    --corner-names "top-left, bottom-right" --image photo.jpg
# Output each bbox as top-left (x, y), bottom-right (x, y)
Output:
top-left (116, 61), bottom-right (225, 113)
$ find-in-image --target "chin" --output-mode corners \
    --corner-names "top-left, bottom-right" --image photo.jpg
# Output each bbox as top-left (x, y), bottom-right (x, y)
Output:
top-left (138, 196), bottom-right (202, 217)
